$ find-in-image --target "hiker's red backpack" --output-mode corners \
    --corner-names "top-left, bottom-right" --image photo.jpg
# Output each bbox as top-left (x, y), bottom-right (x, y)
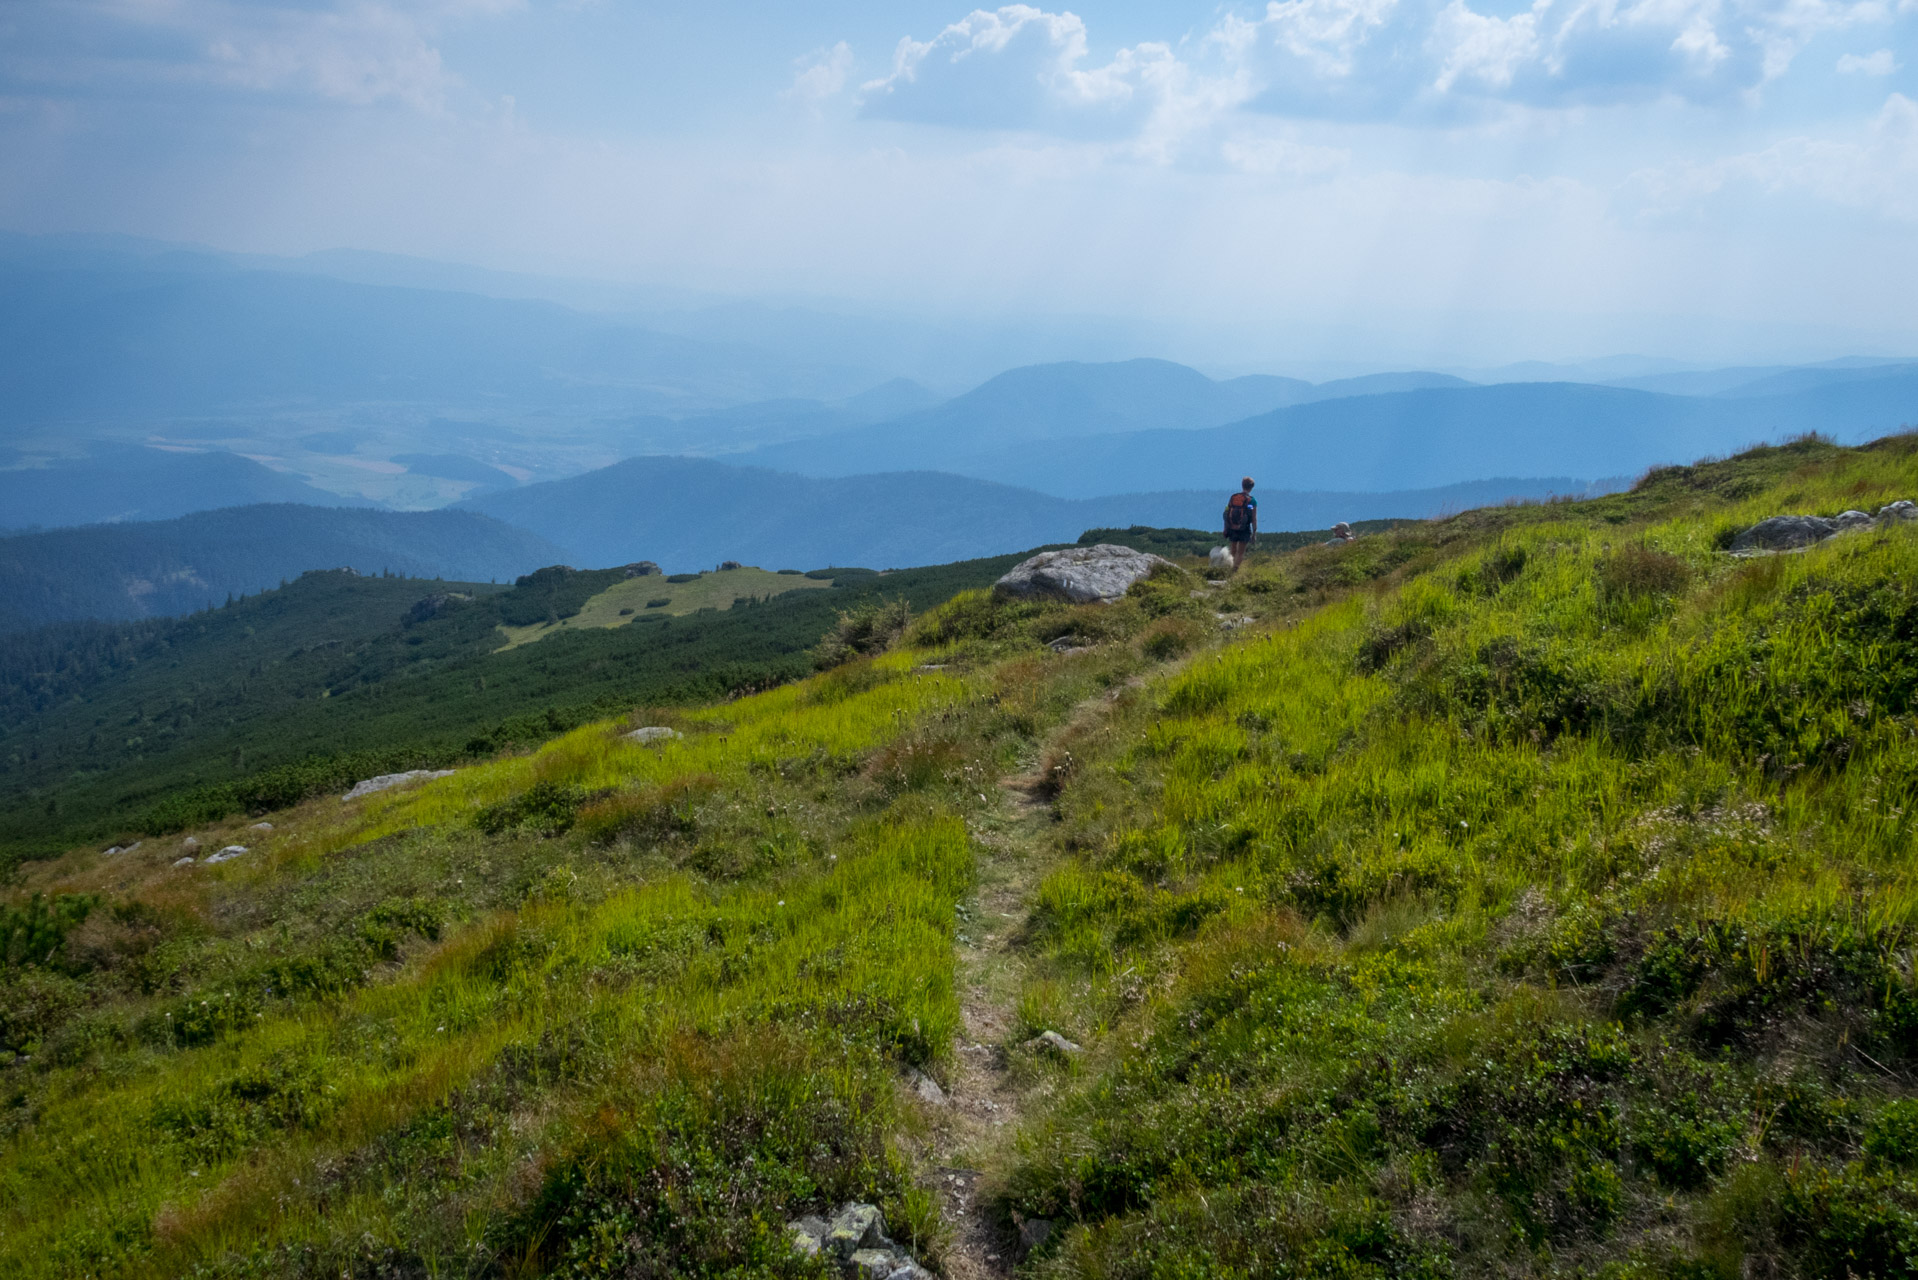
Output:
top-left (1223, 491), bottom-right (1252, 535)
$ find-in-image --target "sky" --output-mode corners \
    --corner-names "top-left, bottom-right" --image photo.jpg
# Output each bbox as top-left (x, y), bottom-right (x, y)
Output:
top-left (0, 0), bottom-right (1914, 368)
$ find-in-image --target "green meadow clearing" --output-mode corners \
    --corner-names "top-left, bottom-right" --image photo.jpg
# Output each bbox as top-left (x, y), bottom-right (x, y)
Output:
top-left (493, 566), bottom-right (833, 650)
top-left (7, 435), bottom-right (1918, 1278)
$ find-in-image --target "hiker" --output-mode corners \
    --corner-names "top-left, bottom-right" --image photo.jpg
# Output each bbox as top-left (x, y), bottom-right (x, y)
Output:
top-left (1223, 476), bottom-right (1258, 570)
top-left (1323, 521), bottom-right (1354, 546)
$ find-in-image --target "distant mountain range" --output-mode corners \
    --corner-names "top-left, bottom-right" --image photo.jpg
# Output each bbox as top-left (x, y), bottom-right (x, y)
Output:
top-left (459, 455), bottom-right (1601, 572)
top-left (0, 505), bottom-right (565, 631)
top-left (746, 359), bottom-right (1473, 476)
top-left (0, 257), bottom-right (876, 426)
top-left (753, 368), bottom-right (1918, 497)
top-left (0, 447), bottom-right (372, 531)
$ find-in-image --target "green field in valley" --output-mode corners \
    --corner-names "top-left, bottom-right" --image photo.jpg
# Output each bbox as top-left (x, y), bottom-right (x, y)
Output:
top-left (493, 566), bottom-right (832, 649)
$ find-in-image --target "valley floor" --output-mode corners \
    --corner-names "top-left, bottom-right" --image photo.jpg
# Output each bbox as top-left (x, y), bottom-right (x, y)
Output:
top-left (8, 435), bottom-right (1918, 1279)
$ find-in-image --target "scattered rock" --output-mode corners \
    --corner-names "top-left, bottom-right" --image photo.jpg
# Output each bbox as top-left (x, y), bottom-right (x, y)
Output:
top-left (993, 544), bottom-right (1172, 605)
top-left (625, 726), bottom-right (683, 744)
top-left (250, 821), bottom-right (273, 831)
top-left (787, 1217), bottom-right (829, 1259)
top-left (1881, 500), bottom-right (1918, 522)
top-left (205, 845), bottom-right (248, 864)
top-left (1214, 613), bottom-right (1255, 629)
top-left (826, 1203), bottom-right (890, 1257)
top-left (784, 1202), bottom-right (931, 1278)
top-left (622, 561), bottom-right (662, 577)
top-left (909, 1069), bottom-right (948, 1105)
top-left (1027, 1029), bottom-right (1083, 1056)
top-left (343, 769), bottom-right (457, 801)
top-left (1047, 635), bottom-right (1090, 653)
top-left (1019, 1216), bottom-right (1055, 1253)
top-left (1208, 545), bottom-right (1233, 571)
top-left (180, 837), bottom-right (200, 852)
top-left (173, 856), bottom-right (196, 867)
top-left (849, 1249), bottom-right (901, 1279)
top-left (103, 841), bottom-right (140, 856)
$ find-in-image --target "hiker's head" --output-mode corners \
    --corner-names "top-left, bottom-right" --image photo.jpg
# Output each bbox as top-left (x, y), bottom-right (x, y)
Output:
top-left (1242, 477), bottom-right (1254, 491)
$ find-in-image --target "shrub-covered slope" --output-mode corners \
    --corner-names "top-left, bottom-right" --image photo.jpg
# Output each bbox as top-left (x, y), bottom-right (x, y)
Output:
top-left (0, 554), bottom-right (1028, 865)
top-left (4, 434), bottom-right (1918, 1279)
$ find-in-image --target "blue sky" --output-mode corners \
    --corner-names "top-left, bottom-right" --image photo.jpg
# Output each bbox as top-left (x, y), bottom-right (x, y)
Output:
top-left (1, 1), bottom-right (1914, 367)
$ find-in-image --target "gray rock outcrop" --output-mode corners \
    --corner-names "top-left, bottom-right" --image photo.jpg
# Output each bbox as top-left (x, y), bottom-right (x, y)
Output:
top-left (1731, 515), bottom-right (1840, 552)
top-left (625, 726), bottom-right (682, 744)
top-left (1730, 501), bottom-right (1918, 555)
top-left (994, 544), bottom-right (1172, 604)
top-left (205, 845), bottom-right (248, 864)
top-left (343, 769), bottom-right (457, 801)
top-left (786, 1203), bottom-right (932, 1279)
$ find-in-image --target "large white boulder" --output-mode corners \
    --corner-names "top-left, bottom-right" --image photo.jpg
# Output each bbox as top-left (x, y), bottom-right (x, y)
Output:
top-left (993, 544), bottom-right (1172, 604)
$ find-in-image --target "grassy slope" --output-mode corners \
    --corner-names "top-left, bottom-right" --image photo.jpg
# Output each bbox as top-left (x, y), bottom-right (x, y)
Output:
top-left (5, 435), bottom-right (1918, 1278)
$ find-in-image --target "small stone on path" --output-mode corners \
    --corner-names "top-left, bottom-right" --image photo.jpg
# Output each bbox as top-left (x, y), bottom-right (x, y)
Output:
top-left (1027, 1029), bottom-right (1083, 1055)
top-left (909, 1069), bottom-right (948, 1105)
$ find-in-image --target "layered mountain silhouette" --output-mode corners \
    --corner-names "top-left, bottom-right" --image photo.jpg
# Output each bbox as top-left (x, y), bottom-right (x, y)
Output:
top-left (746, 359), bottom-right (1476, 477)
top-left (0, 259), bottom-right (871, 424)
top-left (754, 370), bottom-right (1918, 497)
top-left (0, 447), bottom-right (373, 531)
top-left (0, 506), bottom-right (565, 631)
top-left (460, 455), bottom-right (1595, 572)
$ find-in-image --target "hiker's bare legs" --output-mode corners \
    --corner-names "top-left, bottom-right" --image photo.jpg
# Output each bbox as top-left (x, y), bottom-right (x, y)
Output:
top-left (1229, 540), bottom-right (1247, 571)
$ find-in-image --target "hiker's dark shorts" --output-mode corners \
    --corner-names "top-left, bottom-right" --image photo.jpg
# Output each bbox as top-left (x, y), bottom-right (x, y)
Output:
top-left (1226, 530), bottom-right (1252, 543)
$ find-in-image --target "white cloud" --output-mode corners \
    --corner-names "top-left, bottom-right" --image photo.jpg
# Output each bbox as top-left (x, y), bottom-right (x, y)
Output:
top-left (1630, 92), bottom-right (1918, 219)
top-left (1260, 0), bottom-right (1402, 76)
top-left (787, 42), bottom-right (854, 105)
top-left (1432, 0), bottom-right (1545, 91)
top-left (857, 0), bottom-right (1913, 142)
top-left (1838, 47), bottom-right (1900, 72)
top-left (857, 6), bottom-right (1220, 136)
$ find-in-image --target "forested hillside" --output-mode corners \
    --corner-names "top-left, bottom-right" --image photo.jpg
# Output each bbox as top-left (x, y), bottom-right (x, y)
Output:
top-left (0, 553), bottom-right (1031, 863)
top-left (6, 435), bottom-right (1918, 1280)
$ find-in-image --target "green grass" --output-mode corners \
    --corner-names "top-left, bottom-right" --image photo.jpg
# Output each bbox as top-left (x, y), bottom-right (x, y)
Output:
top-left (9, 433), bottom-right (1918, 1277)
top-left (995, 434), bottom-right (1918, 1278)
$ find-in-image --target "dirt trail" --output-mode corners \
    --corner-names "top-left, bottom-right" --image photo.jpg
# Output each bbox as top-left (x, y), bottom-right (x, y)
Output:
top-left (913, 762), bottom-right (1057, 1279)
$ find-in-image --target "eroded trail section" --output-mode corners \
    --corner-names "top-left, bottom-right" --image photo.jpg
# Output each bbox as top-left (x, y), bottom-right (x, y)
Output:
top-left (915, 765), bottom-right (1058, 1279)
